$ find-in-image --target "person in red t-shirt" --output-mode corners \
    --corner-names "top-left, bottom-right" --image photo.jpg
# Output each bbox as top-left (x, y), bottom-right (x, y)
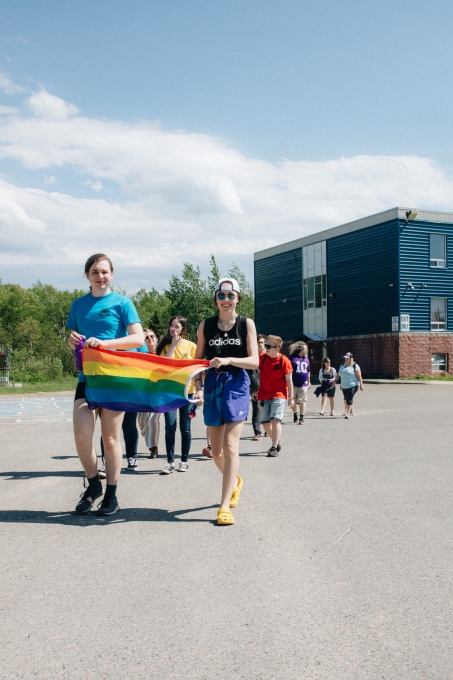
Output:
top-left (258, 335), bottom-right (294, 457)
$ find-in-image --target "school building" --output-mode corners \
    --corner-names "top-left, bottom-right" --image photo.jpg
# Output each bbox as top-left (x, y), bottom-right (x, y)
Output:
top-left (254, 207), bottom-right (453, 378)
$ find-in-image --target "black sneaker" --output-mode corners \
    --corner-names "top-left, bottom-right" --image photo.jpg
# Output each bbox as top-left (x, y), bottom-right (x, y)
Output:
top-left (75, 485), bottom-right (103, 514)
top-left (293, 413), bottom-right (298, 423)
top-left (276, 443), bottom-right (281, 452)
top-left (96, 495), bottom-right (120, 516)
top-left (299, 416), bottom-right (304, 425)
top-left (127, 457), bottom-right (137, 471)
top-left (267, 447), bottom-right (279, 457)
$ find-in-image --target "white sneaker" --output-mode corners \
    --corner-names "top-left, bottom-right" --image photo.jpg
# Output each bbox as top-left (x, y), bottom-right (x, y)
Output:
top-left (179, 462), bottom-right (189, 472)
top-left (161, 462), bottom-right (175, 474)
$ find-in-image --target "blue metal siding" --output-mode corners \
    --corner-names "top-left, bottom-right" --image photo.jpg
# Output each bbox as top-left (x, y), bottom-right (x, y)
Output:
top-left (327, 219), bottom-right (400, 336)
top-left (400, 220), bottom-right (453, 331)
top-left (254, 248), bottom-right (302, 340)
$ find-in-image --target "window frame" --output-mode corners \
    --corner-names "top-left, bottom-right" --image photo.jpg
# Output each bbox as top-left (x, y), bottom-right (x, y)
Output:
top-left (431, 353), bottom-right (448, 372)
top-left (303, 274), bottom-right (327, 310)
top-left (430, 297), bottom-right (447, 331)
top-left (430, 234), bottom-right (446, 269)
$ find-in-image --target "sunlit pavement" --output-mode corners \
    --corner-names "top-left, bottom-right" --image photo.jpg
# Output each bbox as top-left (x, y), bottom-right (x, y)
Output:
top-left (1, 384), bottom-right (452, 679)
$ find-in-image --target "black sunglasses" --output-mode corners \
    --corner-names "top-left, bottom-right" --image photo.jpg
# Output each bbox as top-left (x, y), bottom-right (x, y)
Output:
top-left (145, 334), bottom-right (156, 340)
top-left (216, 292), bottom-right (236, 300)
top-left (265, 344), bottom-right (278, 349)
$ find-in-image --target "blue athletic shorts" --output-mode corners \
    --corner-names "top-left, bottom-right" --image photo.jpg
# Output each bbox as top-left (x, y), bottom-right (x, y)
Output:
top-left (203, 369), bottom-right (250, 427)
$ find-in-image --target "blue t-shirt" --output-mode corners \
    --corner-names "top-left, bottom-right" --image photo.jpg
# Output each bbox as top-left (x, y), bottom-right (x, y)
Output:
top-left (338, 363), bottom-right (360, 389)
top-left (66, 291), bottom-right (143, 381)
top-left (290, 356), bottom-right (310, 387)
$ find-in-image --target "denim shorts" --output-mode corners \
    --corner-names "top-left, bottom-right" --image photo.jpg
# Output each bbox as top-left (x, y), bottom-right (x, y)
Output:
top-left (259, 398), bottom-right (286, 423)
top-left (203, 369), bottom-right (250, 427)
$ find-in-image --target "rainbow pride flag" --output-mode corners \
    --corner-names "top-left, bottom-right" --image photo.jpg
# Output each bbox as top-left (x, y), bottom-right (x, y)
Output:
top-left (83, 346), bottom-right (210, 413)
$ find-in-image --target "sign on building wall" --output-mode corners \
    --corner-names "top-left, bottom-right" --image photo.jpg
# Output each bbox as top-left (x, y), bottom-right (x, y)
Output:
top-left (391, 316), bottom-right (399, 331)
top-left (400, 314), bottom-right (410, 331)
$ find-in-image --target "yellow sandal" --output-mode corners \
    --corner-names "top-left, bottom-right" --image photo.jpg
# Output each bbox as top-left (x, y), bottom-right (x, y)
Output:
top-left (217, 508), bottom-right (234, 525)
top-left (229, 476), bottom-right (243, 508)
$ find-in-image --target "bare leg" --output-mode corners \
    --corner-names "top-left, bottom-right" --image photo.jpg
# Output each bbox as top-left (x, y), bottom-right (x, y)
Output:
top-left (100, 408), bottom-right (125, 485)
top-left (329, 396), bottom-right (335, 414)
top-left (292, 402), bottom-right (298, 414)
top-left (208, 422), bottom-right (244, 509)
top-left (270, 419), bottom-right (282, 448)
top-left (73, 399), bottom-right (98, 478)
top-left (262, 421), bottom-right (272, 439)
top-left (207, 424), bottom-right (226, 473)
top-left (320, 396), bottom-right (327, 414)
top-left (301, 400), bottom-right (307, 416)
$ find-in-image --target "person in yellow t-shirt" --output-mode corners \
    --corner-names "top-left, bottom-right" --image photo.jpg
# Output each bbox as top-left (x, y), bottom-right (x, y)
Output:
top-left (156, 316), bottom-right (197, 474)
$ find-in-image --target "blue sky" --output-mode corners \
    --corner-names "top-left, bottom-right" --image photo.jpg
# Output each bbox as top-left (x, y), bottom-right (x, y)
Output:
top-left (0, 0), bottom-right (452, 291)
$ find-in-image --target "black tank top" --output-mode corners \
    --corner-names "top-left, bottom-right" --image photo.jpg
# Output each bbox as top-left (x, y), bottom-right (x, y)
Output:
top-left (203, 315), bottom-right (249, 361)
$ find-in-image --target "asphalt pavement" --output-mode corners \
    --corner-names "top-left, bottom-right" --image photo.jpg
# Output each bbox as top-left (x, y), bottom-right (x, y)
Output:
top-left (0, 384), bottom-right (452, 679)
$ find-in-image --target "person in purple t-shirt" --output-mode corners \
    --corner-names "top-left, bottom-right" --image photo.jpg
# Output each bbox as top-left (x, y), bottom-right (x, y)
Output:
top-left (288, 342), bottom-right (311, 425)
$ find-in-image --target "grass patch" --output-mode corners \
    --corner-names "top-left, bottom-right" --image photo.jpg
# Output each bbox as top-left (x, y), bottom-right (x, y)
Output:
top-left (401, 374), bottom-right (453, 381)
top-left (0, 378), bottom-right (77, 395)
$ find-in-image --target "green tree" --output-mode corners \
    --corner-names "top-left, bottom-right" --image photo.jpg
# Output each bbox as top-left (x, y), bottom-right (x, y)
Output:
top-left (165, 264), bottom-right (212, 340)
top-left (131, 288), bottom-right (171, 338)
top-left (227, 263), bottom-right (254, 320)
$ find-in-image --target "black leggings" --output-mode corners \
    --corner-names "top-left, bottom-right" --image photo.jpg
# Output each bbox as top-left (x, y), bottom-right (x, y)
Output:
top-left (342, 386), bottom-right (358, 406)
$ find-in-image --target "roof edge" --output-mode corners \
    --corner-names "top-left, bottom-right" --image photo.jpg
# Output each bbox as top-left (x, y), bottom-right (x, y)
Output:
top-left (254, 207), bottom-right (453, 261)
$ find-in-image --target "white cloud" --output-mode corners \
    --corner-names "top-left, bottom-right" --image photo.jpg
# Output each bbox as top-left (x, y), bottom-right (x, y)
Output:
top-left (0, 88), bottom-right (452, 290)
top-left (0, 72), bottom-right (25, 94)
top-left (83, 179), bottom-right (103, 192)
top-left (0, 105), bottom-right (18, 116)
top-left (44, 174), bottom-right (57, 185)
top-left (26, 90), bottom-right (80, 120)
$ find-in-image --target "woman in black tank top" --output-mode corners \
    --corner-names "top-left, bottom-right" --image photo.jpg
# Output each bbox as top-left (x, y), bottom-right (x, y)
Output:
top-left (195, 278), bottom-right (258, 525)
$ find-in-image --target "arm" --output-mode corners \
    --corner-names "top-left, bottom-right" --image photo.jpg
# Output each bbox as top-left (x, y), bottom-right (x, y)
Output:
top-left (208, 318), bottom-right (259, 370)
top-left (164, 334), bottom-right (182, 358)
top-left (68, 330), bottom-right (84, 350)
top-left (85, 322), bottom-right (144, 350)
top-left (194, 321), bottom-right (206, 402)
top-left (356, 367), bottom-right (364, 391)
top-left (285, 371), bottom-right (294, 405)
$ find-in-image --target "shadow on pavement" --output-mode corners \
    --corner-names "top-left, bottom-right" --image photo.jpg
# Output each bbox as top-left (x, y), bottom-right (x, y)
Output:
top-left (1, 470), bottom-right (86, 480)
top-left (0, 505), bottom-right (219, 526)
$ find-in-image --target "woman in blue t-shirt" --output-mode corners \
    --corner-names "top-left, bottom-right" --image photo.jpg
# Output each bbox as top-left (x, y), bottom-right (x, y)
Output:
top-left (66, 253), bottom-right (144, 516)
top-left (335, 352), bottom-right (364, 419)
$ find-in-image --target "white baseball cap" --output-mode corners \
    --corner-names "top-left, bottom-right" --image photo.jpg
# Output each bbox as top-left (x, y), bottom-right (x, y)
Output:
top-left (214, 277), bottom-right (241, 294)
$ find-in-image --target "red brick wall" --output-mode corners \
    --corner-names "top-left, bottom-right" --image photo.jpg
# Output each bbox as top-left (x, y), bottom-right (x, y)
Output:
top-left (398, 333), bottom-right (453, 378)
top-left (327, 334), bottom-right (399, 378)
top-left (327, 333), bottom-right (453, 378)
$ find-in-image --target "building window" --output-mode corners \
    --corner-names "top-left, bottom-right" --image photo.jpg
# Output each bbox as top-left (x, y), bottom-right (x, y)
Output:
top-left (430, 234), bottom-right (446, 268)
top-left (431, 298), bottom-right (447, 330)
top-left (303, 274), bottom-right (326, 310)
top-left (432, 354), bottom-right (447, 372)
